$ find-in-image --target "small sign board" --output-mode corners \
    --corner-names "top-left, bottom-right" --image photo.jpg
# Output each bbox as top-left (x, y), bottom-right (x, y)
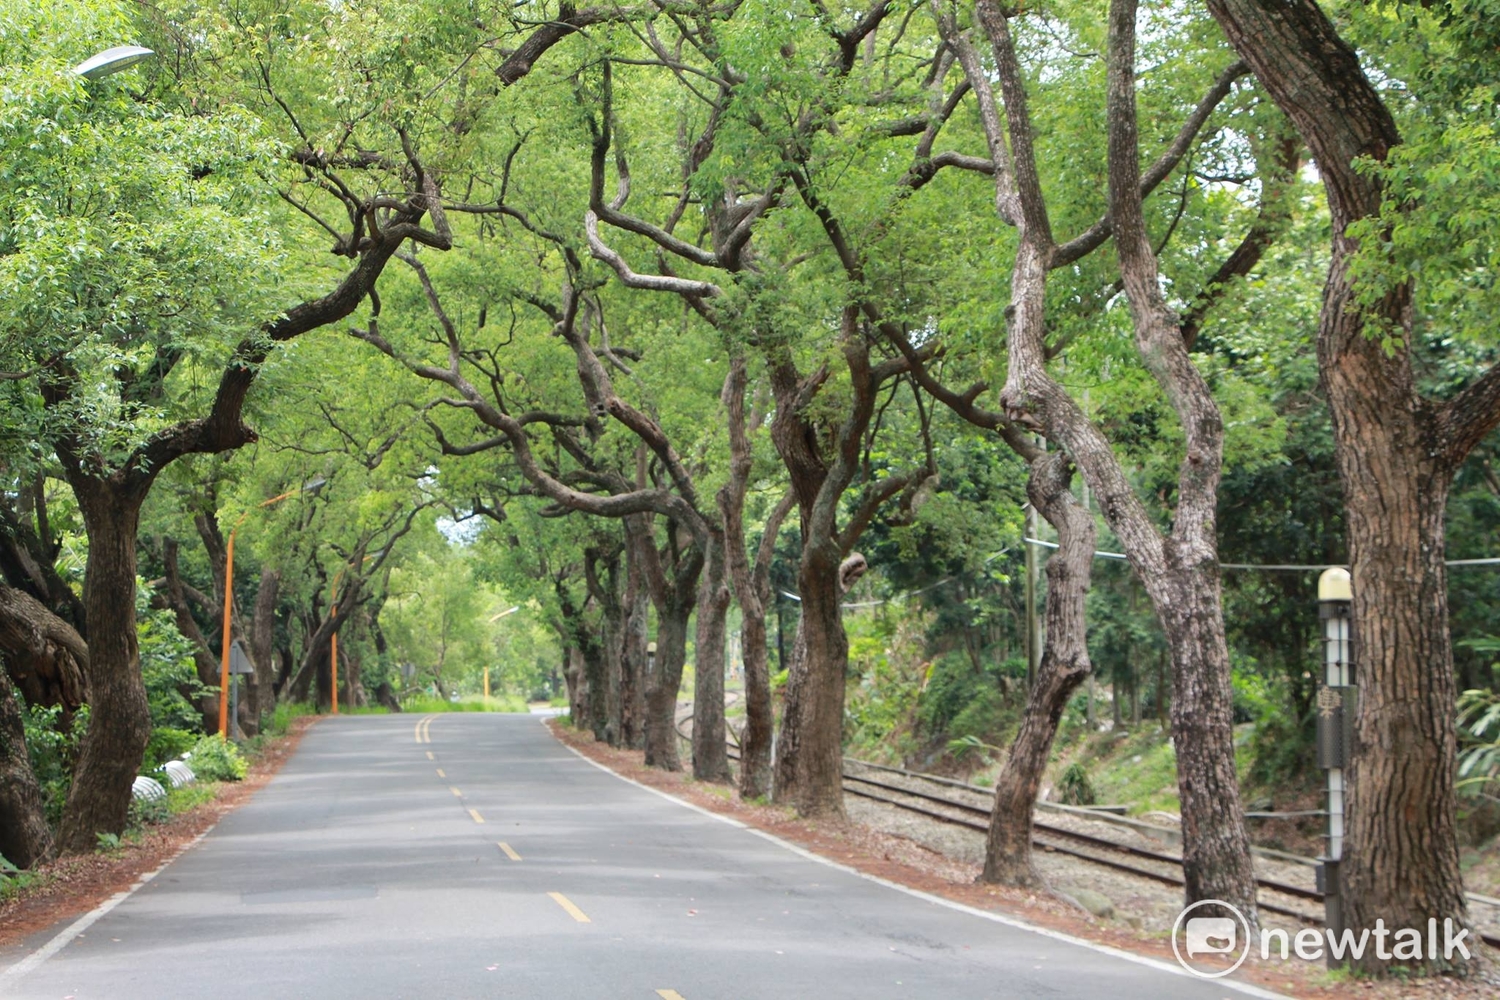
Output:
top-left (229, 639), bottom-right (255, 675)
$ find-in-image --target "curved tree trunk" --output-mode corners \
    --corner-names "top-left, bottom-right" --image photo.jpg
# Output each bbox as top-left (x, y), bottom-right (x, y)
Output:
top-left (0, 584), bottom-right (88, 715)
top-left (0, 480), bottom-right (87, 638)
top-left (691, 527), bottom-right (731, 783)
top-left (157, 537), bottom-right (223, 735)
top-left (983, 453), bottom-right (1094, 885)
top-left (0, 664), bottom-right (53, 868)
top-left (57, 487), bottom-right (152, 855)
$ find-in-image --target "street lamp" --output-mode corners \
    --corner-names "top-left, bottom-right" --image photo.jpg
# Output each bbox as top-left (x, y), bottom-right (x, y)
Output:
top-left (486, 606), bottom-right (521, 702)
top-left (73, 45), bottom-right (154, 80)
top-left (217, 477), bottom-right (326, 737)
top-left (1316, 566), bottom-right (1354, 963)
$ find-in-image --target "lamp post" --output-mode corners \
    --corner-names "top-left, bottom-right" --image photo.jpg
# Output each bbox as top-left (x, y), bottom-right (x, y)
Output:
top-left (217, 478), bottom-right (325, 737)
top-left (486, 606), bottom-right (521, 704)
top-left (1316, 566), bottom-right (1354, 963)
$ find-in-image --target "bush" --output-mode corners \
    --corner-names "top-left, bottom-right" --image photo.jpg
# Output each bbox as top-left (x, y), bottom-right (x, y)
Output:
top-left (143, 727), bottom-right (198, 772)
top-left (1057, 762), bottom-right (1097, 806)
top-left (22, 702), bottom-right (88, 826)
top-left (137, 607), bottom-right (212, 732)
top-left (186, 734), bottom-right (247, 781)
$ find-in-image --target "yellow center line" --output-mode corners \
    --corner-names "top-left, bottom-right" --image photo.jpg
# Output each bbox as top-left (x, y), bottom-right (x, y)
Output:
top-left (547, 892), bottom-right (590, 923)
top-left (657, 991), bottom-right (686, 1000)
top-left (449, 787), bottom-right (462, 798)
top-left (425, 751), bottom-right (434, 761)
top-left (413, 717), bottom-right (424, 743)
top-left (436, 768), bottom-right (446, 778)
top-left (497, 842), bottom-right (521, 861)
top-left (468, 808), bottom-right (485, 824)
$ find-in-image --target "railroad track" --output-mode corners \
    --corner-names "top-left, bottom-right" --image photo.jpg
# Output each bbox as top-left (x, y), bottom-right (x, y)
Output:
top-left (688, 726), bottom-right (1500, 946)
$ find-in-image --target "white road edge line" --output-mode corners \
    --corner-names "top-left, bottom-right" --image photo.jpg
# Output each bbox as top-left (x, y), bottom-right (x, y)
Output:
top-left (0, 822), bottom-right (219, 987)
top-left (544, 717), bottom-right (1285, 1000)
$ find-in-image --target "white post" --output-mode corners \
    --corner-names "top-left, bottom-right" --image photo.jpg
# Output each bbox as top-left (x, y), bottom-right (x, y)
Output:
top-left (1317, 566), bottom-right (1353, 962)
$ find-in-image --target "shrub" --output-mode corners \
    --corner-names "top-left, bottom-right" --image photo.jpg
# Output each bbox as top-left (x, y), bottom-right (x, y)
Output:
top-left (186, 734), bottom-right (247, 781)
top-left (143, 727), bottom-right (198, 772)
top-left (23, 702), bottom-right (88, 826)
top-left (1057, 762), bottom-right (1097, 806)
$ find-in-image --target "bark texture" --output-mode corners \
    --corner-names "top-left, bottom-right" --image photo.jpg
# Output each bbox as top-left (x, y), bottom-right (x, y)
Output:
top-left (0, 663), bottom-right (53, 868)
top-left (0, 583), bottom-right (88, 715)
top-left (982, 453), bottom-right (1094, 885)
top-left (55, 485), bottom-right (152, 855)
top-left (1207, 0), bottom-right (1492, 970)
top-left (691, 526), bottom-right (732, 783)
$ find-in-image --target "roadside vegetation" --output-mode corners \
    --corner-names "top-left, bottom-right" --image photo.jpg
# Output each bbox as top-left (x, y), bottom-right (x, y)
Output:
top-left (1, 0), bottom-right (1497, 980)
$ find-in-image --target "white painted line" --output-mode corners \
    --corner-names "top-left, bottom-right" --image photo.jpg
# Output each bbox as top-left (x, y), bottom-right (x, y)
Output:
top-left (546, 721), bottom-right (1284, 1000)
top-left (0, 823), bottom-right (217, 987)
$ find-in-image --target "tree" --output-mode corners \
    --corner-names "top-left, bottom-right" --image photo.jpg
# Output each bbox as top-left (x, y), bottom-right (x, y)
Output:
top-left (1205, 0), bottom-right (1500, 973)
top-left (0, 0), bottom-right (457, 850)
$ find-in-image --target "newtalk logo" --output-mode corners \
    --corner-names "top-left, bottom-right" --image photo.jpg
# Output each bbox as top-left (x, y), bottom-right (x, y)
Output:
top-left (1170, 900), bottom-right (1472, 979)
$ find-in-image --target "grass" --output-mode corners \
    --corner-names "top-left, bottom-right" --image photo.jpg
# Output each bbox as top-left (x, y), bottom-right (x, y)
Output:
top-left (402, 693), bottom-right (528, 714)
top-left (265, 702), bottom-right (317, 736)
top-left (1058, 726), bottom-right (1183, 815)
top-left (0, 855), bottom-right (42, 902)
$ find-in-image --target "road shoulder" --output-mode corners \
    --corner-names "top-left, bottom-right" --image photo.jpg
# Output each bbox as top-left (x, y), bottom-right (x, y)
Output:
top-left (546, 719), bottom-right (1485, 1000)
top-left (0, 715), bottom-right (320, 959)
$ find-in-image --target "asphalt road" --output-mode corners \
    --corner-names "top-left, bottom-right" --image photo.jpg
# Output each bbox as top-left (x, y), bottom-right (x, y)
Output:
top-left (1, 714), bottom-right (1264, 999)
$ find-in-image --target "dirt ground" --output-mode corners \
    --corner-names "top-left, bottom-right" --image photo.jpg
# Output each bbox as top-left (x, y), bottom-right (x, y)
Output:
top-left (549, 721), bottom-right (1500, 1000)
top-left (0, 715), bottom-right (320, 952)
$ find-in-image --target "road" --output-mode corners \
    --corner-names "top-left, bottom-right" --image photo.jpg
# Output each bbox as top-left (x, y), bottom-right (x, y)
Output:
top-left (0, 714), bottom-right (1267, 999)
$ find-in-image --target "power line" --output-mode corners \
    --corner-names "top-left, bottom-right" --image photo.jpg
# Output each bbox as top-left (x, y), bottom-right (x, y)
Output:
top-left (1023, 537), bottom-right (1500, 571)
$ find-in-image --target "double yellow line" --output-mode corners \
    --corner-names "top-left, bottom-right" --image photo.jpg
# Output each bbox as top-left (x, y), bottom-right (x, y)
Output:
top-left (413, 714), bottom-right (436, 744)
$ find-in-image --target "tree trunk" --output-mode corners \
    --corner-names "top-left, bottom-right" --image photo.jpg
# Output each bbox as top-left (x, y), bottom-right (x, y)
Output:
top-left (1147, 560), bottom-right (1255, 913)
top-left (243, 567), bottom-right (280, 736)
top-left (584, 626), bottom-right (609, 741)
top-left (563, 645), bottom-right (588, 727)
top-left (691, 527), bottom-right (731, 783)
top-left (57, 486), bottom-right (152, 855)
top-left (643, 597), bottom-right (692, 770)
top-left (983, 453), bottom-right (1094, 885)
top-left (157, 537), bottom-right (223, 735)
top-left (773, 546), bottom-right (854, 818)
top-left (1207, 0), bottom-right (1480, 971)
top-left (585, 544), bottom-right (624, 744)
top-left (718, 352), bottom-right (794, 800)
top-left (1338, 461), bottom-right (1466, 965)
top-left (0, 483), bottom-right (87, 638)
top-left (0, 584), bottom-right (88, 715)
top-left (0, 665), bottom-right (53, 868)
top-left (620, 551), bottom-right (649, 749)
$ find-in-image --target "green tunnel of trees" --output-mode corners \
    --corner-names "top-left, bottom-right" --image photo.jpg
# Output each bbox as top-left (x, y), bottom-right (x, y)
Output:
top-left (2, 0), bottom-right (1499, 979)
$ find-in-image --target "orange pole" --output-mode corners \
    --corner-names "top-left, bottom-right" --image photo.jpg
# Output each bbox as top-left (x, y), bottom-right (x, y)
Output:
top-left (217, 528), bottom-right (236, 737)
